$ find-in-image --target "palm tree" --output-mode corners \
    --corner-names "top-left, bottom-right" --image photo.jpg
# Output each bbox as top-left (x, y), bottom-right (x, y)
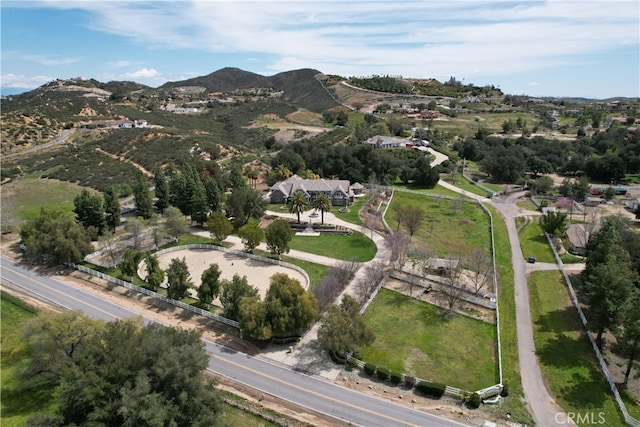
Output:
top-left (246, 167), bottom-right (259, 189)
top-left (312, 193), bottom-right (332, 224)
top-left (288, 190), bottom-right (309, 224)
top-left (274, 164), bottom-right (292, 182)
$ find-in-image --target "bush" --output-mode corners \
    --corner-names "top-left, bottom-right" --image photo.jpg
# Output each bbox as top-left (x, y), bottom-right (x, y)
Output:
top-left (376, 367), bottom-right (390, 381)
top-left (467, 392), bottom-right (481, 409)
top-left (390, 371), bottom-right (403, 384)
top-left (500, 383), bottom-right (509, 397)
top-left (364, 363), bottom-right (376, 376)
top-left (404, 375), bottom-right (417, 388)
top-left (416, 381), bottom-right (446, 399)
top-left (347, 357), bottom-right (359, 369)
top-left (328, 350), bottom-right (345, 365)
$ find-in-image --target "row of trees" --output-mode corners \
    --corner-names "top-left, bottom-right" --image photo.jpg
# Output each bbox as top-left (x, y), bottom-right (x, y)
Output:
top-left (138, 251), bottom-right (319, 341)
top-left (454, 124), bottom-right (640, 184)
top-left (579, 218), bottom-right (640, 386)
top-left (270, 136), bottom-right (441, 187)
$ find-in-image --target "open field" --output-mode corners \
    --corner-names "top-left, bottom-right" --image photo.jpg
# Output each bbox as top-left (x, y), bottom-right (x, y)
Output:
top-left (359, 288), bottom-right (496, 391)
top-left (386, 191), bottom-right (490, 258)
top-left (0, 177), bottom-right (84, 231)
top-left (528, 270), bottom-right (624, 426)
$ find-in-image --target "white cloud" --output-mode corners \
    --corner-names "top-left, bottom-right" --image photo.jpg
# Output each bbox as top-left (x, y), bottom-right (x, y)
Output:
top-left (124, 68), bottom-right (160, 79)
top-left (58, 0), bottom-right (635, 81)
top-left (5, 1), bottom-right (639, 95)
top-left (21, 54), bottom-right (78, 66)
top-left (0, 73), bottom-right (54, 88)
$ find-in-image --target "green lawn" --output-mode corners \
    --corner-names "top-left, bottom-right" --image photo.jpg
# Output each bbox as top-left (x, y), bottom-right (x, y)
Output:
top-left (1, 292), bottom-right (57, 427)
top-left (516, 217), bottom-right (555, 263)
top-left (359, 288), bottom-right (496, 391)
top-left (280, 257), bottom-right (330, 289)
top-left (386, 191), bottom-right (490, 258)
top-left (332, 196), bottom-right (368, 225)
top-left (289, 230), bottom-right (376, 262)
top-left (528, 271), bottom-right (624, 426)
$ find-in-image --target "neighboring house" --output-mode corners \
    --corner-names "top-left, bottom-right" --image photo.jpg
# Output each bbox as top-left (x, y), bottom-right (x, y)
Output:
top-left (166, 107), bottom-right (200, 114)
top-left (566, 222), bottom-right (601, 256)
top-left (625, 198), bottom-right (639, 212)
top-left (269, 175), bottom-right (356, 206)
top-left (363, 136), bottom-right (412, 149)
top-left (78, 119), bottom-right (134, 129)
top-left (351, 182), bottom-right (364, 195)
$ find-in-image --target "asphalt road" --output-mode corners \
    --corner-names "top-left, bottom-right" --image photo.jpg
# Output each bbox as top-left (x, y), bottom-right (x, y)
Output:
top-left (1, 256), bottom-right (468, 427)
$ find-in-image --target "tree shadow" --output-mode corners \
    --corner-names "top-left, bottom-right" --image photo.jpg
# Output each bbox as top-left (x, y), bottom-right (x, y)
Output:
top-left (535, 307), bottom-right (583, 333)
top-left (536, 332), bottom-right (590, 369)
top-left (557, 370), bottom-right (613, 411)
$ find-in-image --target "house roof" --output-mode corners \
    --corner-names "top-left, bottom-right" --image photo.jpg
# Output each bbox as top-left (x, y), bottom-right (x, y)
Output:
top-left (566, 222), bottom-right (602, 249)
top-left (270, 175), bottom-right (354, 198)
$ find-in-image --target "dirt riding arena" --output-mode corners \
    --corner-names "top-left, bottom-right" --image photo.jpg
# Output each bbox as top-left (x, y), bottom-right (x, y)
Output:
top-left (152, 248), bottom-right (308, 300)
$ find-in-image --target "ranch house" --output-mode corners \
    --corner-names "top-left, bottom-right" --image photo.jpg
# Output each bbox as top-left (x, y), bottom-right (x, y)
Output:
top-left (269, 175), bottom-right (359, 206)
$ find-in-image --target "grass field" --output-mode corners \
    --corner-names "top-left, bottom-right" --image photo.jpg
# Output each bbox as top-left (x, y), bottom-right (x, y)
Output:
top-left (359, 289), bottom-right (496, 391)
top-left (333, 195), bottom-right (368, 225)
top-left (386, 191), bottom-right (490, 258)
top-left (1, 292), bottom-right (57, 427)
top-left (516, 217), bottom-right (556, 263)
top-left (528, 271), bottom-right (624, 426)
top-left (289, 230), bottom-right (376, 262)
top-left (0, 176), bottom-right (85, 231)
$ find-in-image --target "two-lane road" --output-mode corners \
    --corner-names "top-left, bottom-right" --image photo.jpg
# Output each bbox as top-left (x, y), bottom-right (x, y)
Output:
top-left (1, 257), bottom-right (467, 427)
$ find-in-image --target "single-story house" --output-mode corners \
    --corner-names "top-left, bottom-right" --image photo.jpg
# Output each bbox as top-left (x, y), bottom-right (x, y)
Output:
top-left (269, 175), bottom-right (356, 206)
top-left (566, 222), bottom-right (601, 256)
top-left (363, 136), bottom-right (412, 149)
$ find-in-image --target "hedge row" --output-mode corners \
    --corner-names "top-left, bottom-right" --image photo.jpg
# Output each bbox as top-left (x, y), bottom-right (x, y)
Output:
top-left (364, 363), bottom-right (376, 376)
top-left (416, 381), bottom-right (446, 399)
top-left (376, 367), bottom-right (389, 381)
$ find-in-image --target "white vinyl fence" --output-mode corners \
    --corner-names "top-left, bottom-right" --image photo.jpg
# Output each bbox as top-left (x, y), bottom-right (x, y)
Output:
top-left (67, 262), bottom-right (241, 331)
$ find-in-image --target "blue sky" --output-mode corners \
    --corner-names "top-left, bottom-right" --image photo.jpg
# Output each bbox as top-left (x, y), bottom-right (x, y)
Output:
top-left (1, 1), bottom-right (639, 99)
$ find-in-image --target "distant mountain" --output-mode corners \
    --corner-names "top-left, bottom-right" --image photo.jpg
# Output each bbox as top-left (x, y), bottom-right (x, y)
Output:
top-left (165, 67), bottom-right (339, 112)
